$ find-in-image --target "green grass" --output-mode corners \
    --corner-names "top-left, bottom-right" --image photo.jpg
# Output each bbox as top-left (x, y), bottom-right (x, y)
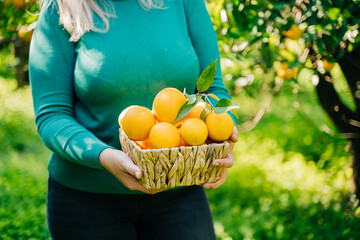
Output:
top-left (0, 69), bottom-right (51, 239)
top-left (1, 46), bottom-right (360, 239)
top-left (0, 151), bottom-right (50, 240)
top-left (208, 131), bottom-right (358, 239)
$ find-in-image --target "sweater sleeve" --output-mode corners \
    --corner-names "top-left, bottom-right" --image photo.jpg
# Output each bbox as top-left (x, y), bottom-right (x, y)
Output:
top-left (185, 0), bottom-right (237, 123)
top-left (29, 1), bottom-right (111, 170)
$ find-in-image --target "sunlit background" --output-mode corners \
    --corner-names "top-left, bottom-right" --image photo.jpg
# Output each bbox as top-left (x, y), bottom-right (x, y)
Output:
top-left (1, 0), bottom-right (360, 239)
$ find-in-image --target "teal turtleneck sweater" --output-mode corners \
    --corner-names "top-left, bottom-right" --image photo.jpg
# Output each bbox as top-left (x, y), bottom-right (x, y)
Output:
top-left (29, 0), bottom-right (234, 194)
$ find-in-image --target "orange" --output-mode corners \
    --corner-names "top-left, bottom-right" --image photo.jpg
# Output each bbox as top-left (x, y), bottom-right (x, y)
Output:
top-left (4, 0), bottom-right (12, 6)
top-left (174, 115), bottom-right (190, 128)
top-left (283, 24), bottom-right (302, 40)
top-left (187, 99), bottom-right (207, 119)
top-left (152, 88), bottom-right (187, 124)
top-left (206, 138), bottom-right (214, 144)
top-left (174, 100), bottom-right (207, 128)
top-left (284, 67), bottom-right (297, 79)
top-left (149, 122), bottom-right (181, 149)
top-left (13, 0), bottom-right (25, 9)
top-left (206, 112), bottom-right (234, 142)
top-left (121, 106), bottom-right (156, 141)
top-left (277, 62), bottom-right (296, 79)
top-left (277, 68), bottom-right (286, 79)
top-left (135, 138), bottom-right (152, 150)
top-left (180, 118), bottom-right (208, 146)
top-left (322, 59), bottom-right (335, 72)
top-left (118, 105), bottom-right (138, 129)
top-left (18, 25), bottom-right (33, 43)
top-left (277, 62), bottom-right (289, 79)
top-left (178, 128), bottom-right (189, 146)
top-left (180, 138), bottom-right (189, 147)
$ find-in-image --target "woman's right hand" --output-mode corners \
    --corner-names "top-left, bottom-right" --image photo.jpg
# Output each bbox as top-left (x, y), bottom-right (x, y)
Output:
top-left (99, 148), bottom-right (162, 194)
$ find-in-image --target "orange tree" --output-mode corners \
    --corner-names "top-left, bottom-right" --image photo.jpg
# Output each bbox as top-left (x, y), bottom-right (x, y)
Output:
top-left (0, 0), bottom-right (39, 87)
top-left (209, 0), bottom-right (360, 198)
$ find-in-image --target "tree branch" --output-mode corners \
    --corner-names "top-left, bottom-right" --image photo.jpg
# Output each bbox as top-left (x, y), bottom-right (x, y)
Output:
top-left (238, 78), bottom-right (284, 132)
top-left (316, 73), bottom-right (360, 135)
top-left (338, 47), bottom-right (360, 113)
top-left (0, 37), bottom-right (12, 50)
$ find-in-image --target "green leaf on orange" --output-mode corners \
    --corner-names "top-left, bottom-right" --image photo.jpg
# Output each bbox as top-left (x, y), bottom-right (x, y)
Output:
top-left (185, 93), bottom-right (197, 104)
top-left (174, 95), bottom-right (202, 124)
top-left (214, 98), bottom-right (240, 114)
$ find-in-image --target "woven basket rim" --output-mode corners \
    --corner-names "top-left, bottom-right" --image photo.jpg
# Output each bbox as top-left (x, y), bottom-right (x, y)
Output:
top-left (119, 128), bottom-right (228, 153)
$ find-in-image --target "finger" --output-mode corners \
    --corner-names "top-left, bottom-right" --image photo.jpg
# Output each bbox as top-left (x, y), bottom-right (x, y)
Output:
top-left (121, 170), bottom-right (167, 194)
top-left (212, 153), bottom-right (234, 168)
top-left (203, 168), bottom-right (227, 189)
top-left (229, 126), bottom-right (239, 142)
top-left (120, 155), bottom-right (142, 180)
top-left (136, 185), bottom-right (167, 195)
top-left (133, 185), bottom-right (164, 195)
top-left (212, 160), bottom-right (233, 168)
top-left (212, 142), bottom-right (234, 168)
top-left (132, 185), bottom-right (165, 195)
top-left (122, 175), bottom-right (164, 194)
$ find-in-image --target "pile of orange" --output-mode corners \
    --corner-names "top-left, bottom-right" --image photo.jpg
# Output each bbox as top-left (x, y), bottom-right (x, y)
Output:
top-left (119, 88), bottom-right (234, 149)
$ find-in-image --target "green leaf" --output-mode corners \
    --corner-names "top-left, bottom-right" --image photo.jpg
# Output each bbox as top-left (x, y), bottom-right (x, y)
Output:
top-left (279, 49), bottom-right (296, 62)
top-left (328, 8), bottom-right (340, 21)
top-left (174, 95), bottom-right (202, 124)
top-left (214, 99), bottom-right (240, 114)
top-left (273, 3), bottom-right (288, 11)
top-left (288, 60), bottom-right (299, 69)
top-left (197, 59), bottom-right (218, 93)
top-left (215, 98), bottom-right (232, 107)
top-left (214, 106), bottom-right (241, 114)
top-left (185, 93), bottom-right (197, 104)
top-left (231, 109), bottom-right (239, 119)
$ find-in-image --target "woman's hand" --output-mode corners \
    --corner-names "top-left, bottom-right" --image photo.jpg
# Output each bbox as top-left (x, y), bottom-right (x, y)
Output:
top-left (203, 126), bottom-right (239, 190)
top-left (99, 148), bottom-right (162, 194)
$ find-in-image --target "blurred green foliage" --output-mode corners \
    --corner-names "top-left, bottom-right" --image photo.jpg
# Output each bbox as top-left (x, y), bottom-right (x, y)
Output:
top-left (208, 98), bottom-right (357, 239)
top-left (209, 0), bottom-right (360, 73)
top-left (207, 0), bottom-right (360, 128)
top-left (206, 55), bottom-right (360, 238)
top-left (0, 0), bottom-right (39, 38)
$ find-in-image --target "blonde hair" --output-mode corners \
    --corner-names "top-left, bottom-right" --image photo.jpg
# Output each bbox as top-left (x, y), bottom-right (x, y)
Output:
top-left (40, 0), bottom-right (164, 41)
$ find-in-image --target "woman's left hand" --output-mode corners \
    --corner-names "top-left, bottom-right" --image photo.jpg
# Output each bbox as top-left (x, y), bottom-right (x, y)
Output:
top-left (203, 126), bottom-right (239, 190)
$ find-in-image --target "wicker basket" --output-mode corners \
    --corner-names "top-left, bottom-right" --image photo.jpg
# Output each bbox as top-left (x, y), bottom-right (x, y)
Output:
top-left (119, 129), bottom-right (230, 190)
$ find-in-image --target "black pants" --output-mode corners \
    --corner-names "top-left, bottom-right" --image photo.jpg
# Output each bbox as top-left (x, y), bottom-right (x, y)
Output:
top-left (47, 176), bottom-right (216, 240)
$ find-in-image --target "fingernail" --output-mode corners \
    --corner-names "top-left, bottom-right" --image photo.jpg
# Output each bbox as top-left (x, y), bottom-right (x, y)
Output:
top-left (135, 171), bottom-right (141, 179)
top-left (213, 162), bottom-right (219, 166)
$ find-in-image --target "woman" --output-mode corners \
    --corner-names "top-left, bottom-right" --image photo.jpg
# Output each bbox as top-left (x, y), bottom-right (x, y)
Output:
top-left (29, 0), bottom-right (238, 239)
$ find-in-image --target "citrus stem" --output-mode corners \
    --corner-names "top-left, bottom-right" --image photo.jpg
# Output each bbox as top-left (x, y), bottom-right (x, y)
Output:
top-left (204, 95), bottom-right (214, 112)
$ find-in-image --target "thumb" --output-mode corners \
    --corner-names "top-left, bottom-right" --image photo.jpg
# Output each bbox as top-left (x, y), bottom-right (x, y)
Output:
top-left (230, 126), bottom-right (239, 142)
top-left (121, 158), bottom-right (142, 179)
